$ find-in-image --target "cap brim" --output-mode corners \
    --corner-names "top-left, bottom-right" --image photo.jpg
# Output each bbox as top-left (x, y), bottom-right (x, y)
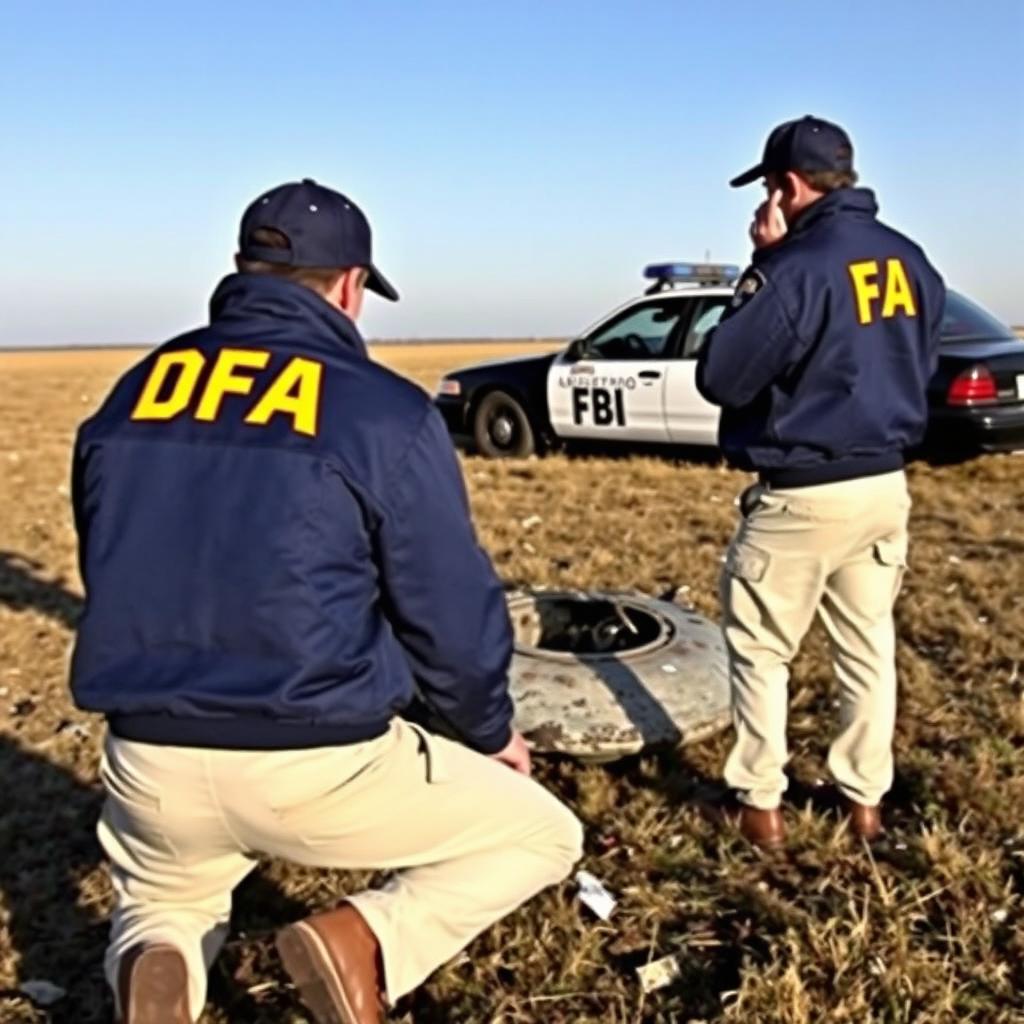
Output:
top-left (729, 163), bottom-right (765, 188)
top-left (366, 263), bottom-right (399, 302)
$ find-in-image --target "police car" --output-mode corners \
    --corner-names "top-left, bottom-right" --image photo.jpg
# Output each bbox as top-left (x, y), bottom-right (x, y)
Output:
top-left (435, 262), bottom-right (735, 457)
top-left (434, 263), bottom-right (1024, 458)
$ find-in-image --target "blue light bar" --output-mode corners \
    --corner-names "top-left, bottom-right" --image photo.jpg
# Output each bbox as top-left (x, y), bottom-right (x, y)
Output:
top-left (643, 262), bottom-right (741, 283)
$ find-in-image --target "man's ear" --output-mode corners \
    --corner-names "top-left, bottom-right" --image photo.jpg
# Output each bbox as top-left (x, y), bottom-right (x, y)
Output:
top-left (782, 171), bottom-right (802, 198)
top-left (336, 268), bottom-right (366, 319)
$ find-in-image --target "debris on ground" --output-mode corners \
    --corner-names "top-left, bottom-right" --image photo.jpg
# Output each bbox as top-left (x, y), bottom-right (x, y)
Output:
top-left (636, 954), bottom-right (682, 993)
top-left (575, 870), bottom-right (616, 921)
top-left (55, 719), bottom-right (91, 740)
top-left (19, 980), bottom-right (67, 1006)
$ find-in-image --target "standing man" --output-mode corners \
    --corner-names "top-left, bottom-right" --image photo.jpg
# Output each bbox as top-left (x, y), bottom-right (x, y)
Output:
top-left (696, 117), bottom-right (945, 849)
top-left (70, 179), bottom-right (582, 1024)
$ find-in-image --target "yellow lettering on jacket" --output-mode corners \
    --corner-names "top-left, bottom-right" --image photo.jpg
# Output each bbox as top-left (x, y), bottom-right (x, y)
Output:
top-left (131, 349), bottom-right (205, 421)
top-left (244, 357), bottom-right (322, 437)
top-left (848, 260), bottom-right (881, 325)
top-left (848, 258), bottom-right (918, 325)
top-left (195, 348), bottom-right (270, 422)
top-left (881, 258), bottom-right (917, 319)
top-left (129, 348), bottom-right (323, 436)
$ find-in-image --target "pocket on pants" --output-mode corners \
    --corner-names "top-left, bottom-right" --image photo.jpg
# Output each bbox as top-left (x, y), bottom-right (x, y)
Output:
top-left (403, 720), bottom-right (452, 784)
top-left (99, 742), bottom-right (178, 859)
top-left (873, 535), bottom-right (908, 601)
top-left (873, 536), bottom-right (908, 568)
top-left (100, 746), bottom-right (162, 813)
top-left (268, 732), bottom-right (394, 830)
top-left (739, 483), bottom-right (767, 519)
top-left (725, 542), bottom-right (771, 583)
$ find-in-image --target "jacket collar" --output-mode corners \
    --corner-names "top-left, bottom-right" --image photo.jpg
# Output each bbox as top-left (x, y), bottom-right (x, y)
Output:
top-left (789, 187), bottom-right (879, 236)
top-left (208, 273), bottom-right (368, 358)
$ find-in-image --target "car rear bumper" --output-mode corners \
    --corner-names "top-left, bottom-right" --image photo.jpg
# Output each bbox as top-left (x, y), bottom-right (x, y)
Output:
top-left (927, 403), bottom-right (1024, 452)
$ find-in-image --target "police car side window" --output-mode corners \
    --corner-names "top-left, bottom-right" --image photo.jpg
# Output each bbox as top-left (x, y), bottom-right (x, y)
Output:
top-left (583, 302), bottom-right (685, 361)
top-left (682, 299), bottom-right (730, 358)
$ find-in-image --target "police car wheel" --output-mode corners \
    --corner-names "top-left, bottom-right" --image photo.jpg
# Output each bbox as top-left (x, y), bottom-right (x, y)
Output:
top-left (473, 390), bottom-right (536, 458)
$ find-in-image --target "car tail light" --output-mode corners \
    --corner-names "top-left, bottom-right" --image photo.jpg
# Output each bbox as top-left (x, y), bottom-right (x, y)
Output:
top-left (437, 378), bottom-right (462, 397)
top-left (947, 365), bottom-right (998, 406)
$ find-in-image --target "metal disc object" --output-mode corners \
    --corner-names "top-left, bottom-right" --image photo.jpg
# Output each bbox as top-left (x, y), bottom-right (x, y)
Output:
top-left (507, 589), bottom-right (731, 762)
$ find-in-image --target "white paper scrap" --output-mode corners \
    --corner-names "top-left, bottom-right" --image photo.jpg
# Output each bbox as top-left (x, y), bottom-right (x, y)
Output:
top-left (636, 954), bottom-right (681, 994)
top-left (575, 870), bottom-right (616, 920)
top-left (20, 980), bottom-right (67, 1006)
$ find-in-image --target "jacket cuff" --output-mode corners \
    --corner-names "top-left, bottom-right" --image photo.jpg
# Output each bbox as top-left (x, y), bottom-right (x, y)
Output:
top-left (467, 721), bottom-right (514, 755)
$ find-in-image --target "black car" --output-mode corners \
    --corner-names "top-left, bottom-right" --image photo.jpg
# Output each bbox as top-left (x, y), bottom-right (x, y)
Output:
top-left (925, 292), bottom-right (1024, 453)
top-left (434, 265), bottom-right (1024, 458)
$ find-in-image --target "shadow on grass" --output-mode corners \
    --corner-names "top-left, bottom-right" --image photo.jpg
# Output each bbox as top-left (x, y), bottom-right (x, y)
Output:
top-left (0, 737), bottom-right (107, 1023)
top-left (207, 872), bottom-right (311, 1022)
top-left (451, 431), bottom-right (725, 466)
top-left (0, 735), bottom-right (363, 1023)
top-left (0, 553), bottom-right (98, 1018)
top-left (0, 551), bottom-right (342, 1021)
top-left (0, 549), bottom-right (83, 631)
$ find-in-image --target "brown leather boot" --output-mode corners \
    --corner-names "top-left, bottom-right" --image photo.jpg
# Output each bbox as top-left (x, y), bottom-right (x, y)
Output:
top-left (276, 904), bottom-right (385, 1024)
top-left (737, 806), bottom-right (786, 849)
top-left (845, 800), bottom-right (883, 841)
top-left (117, 944), bottom-right (190, 1024)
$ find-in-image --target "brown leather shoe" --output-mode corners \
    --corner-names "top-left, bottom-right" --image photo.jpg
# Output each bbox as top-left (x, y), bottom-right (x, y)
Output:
top-left (845, 800), bottom-right (884, 841)
top-left (117, 944), bottom-right (190, 1024)
top-left (737, 805), bottom-right (786, 849)
top-left (276, 904), bottom-right (385, 1024)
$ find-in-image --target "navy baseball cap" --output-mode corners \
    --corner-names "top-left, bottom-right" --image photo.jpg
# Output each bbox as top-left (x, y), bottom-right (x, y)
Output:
top-left (730, 116), bottom-right (854, 188)
top-left (238, 179), bottom-right (399, 301)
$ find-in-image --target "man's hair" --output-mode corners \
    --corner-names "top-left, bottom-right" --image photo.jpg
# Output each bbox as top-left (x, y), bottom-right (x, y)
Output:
top-left (236, 227), bottom-right (351, 295)
top-left (798, 168), bottom-right (859, 191)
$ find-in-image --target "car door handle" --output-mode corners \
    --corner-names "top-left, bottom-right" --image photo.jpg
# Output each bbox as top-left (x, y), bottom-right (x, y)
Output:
top-left (638, 370), bottom-right (662, 380)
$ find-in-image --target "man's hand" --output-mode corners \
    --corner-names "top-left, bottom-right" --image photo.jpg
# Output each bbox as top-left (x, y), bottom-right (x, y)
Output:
top-left (491, 730), bottom-right (532, 776)
top-left (750, 189), bottom-right (787, 249)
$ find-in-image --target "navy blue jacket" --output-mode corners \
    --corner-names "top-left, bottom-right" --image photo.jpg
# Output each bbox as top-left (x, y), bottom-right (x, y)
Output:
top-left (70, 273), bottom-right (514, 753)
top-left (697, 188), bottom-right (945, 487)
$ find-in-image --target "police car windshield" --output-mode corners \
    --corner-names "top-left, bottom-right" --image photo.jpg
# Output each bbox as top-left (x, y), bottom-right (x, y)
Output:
top-left (941, 291), bottom-right (1017, 345)
top-left (583, 301), bottom-right (685, 360)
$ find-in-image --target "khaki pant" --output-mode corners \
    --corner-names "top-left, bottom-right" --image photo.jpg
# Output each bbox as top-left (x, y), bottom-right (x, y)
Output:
top-left (720, 470), bottom-right (910, 810)
top-left (98, 718), bottom-right (582, 1021)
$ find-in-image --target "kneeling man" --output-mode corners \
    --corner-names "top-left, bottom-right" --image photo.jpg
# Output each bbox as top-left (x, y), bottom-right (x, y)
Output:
top-left (70, 179), bottom-right (582, 1023)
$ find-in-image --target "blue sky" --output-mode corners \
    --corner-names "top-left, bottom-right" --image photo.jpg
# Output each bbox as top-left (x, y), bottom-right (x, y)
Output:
top-left (2, 0), bottom-right (1022, 346)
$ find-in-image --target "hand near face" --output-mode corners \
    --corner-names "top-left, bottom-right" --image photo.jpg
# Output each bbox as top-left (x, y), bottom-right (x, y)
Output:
top-left (750, 188), bottom-right (788, 250)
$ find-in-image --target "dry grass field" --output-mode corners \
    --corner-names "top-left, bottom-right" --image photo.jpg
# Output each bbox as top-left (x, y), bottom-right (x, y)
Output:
top-left (1, 344), bottom-right (1022, 1024)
